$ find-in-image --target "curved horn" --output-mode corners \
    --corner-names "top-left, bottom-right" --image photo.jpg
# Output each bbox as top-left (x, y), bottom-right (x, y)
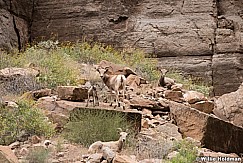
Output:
top-left (117, 128), bottom-right (123, 132)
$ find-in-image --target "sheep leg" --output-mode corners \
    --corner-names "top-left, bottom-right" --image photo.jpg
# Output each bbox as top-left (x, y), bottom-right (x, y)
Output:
top-left (86, 92), bottom-right (90, 107)
top-left (116, 90), bottom-right (120, 108)
top-left (95, 93), bottom-right (99, 106)
top-left (109, 93), bottom-right (113, 106)
top-left (92, 90), bottom-right (95, 107)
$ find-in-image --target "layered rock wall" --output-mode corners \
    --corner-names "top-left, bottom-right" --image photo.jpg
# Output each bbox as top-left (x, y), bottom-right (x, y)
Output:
top-left (1, 0), bottom-right (243, 95)
top-left (0, 0), bottom-right (34, 51)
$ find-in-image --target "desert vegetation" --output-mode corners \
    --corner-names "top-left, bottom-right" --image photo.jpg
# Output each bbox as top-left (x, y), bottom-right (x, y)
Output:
top-left (0, 40), bottom-right (212, 162)
top-left (0, 99), bottom-right (55, 145)
top-left (63, 109), bottom-right (135, 148)
top-left (0, 40), bottom-right (210, 95)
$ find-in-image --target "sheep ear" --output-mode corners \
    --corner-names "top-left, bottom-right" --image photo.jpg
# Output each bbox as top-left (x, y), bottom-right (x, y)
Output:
top-left (160, 69), bottom-right (168, 74)
top-left (117, 128), bottom-right (123, 133)
top-left (94, 65), bottom-right (99, 70)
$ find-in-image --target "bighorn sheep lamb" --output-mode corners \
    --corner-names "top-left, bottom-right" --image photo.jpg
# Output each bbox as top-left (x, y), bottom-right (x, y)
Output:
top-left (88, 129), bottom-right (128, 154)
top-left (86, 85), bottom-right (99, 107)
top-left (102, 146), bottom-right (116, 163)
top-left (88, 141), bottom-right (103, 154)
top-left (158, 69), bottom-right (175, 89)
top-left (96, 66), bottom-right (126, 108)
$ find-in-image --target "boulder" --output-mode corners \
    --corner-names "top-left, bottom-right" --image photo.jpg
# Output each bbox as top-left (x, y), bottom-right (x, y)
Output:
top-left (0, 67), bottom-right (39, 80)
top-left (170, 101), bottom-right (243, 155)
top-left (157, 98), bottom-right (170, 111)
top-left (164, 90), bottom-right (184, 103)
top-left (183, 91), bottom-right (207, 104)
top-left (129, 97), bottom-right (157, 109)
top-left (0, 67), bottom-right (40, 93)
top-left (213, 83), bottom-right (243, 127)
top-left (191, 100), bottom-right (214, 114)
top-left (156, 123), bottom-right (182, 141)
top-left (37, 96), bottom-right (58, 111)
top-left (46, 112), bottom-right (69, 130)
top-left (0, 145), bottom-right (19, 163)
top-left (171, 84), bottom-right (183, 91)
top-left (57, 86), bottom-right (88, 102)
top-left (32, 88), bottom-right (52, 99)
top-left (113, 154), bottom-right (138, 163)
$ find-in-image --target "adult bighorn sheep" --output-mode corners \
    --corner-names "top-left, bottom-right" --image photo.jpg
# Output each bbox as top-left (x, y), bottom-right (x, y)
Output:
top-left (158, 69), bottom-right (175, 89)
top-left (96, 66), bottom-right (126, 108)
top-left (88, 128), bottom-right (128, 154)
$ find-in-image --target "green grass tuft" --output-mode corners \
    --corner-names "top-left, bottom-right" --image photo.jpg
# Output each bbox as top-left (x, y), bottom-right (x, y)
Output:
top-left (169, 139), bottom-right (198, 163)
top-left (63, 109), bottom-right (134, 147)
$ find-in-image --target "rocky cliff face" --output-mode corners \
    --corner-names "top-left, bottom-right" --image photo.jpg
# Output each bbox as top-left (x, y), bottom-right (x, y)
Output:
top-left (1, 0), bottom-right (243, 96)
top-left (0, 0), bottom-right (34, 51)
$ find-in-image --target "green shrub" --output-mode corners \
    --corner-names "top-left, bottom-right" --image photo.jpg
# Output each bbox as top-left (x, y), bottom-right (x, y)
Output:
top-left (15, 45), bottom-right (80, 88)
top-left (0, 100), bottom-right (55, 145)
top-left (63, 109), bottom-right (134, 147)
top-left (62, 42), bottom-right (160, 81)
top-left (170, 139), bottom-right (198, 163)
top-left (1, 40), bottom-right (160, 90)
top-left (0, 51), bottom-right (14, 69)
top-left (25, 147), bottom-right (51, 163)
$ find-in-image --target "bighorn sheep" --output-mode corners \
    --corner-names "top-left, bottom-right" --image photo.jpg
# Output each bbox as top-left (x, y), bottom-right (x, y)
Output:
top-left (88, 129), bottom-right (128, 154)
top-left (86, 85), bottom-right (99, 107)
top-left (96, 66), bottom-right (126, 108)
top-left (102, 146), bottom-right (116, 163)
top-left (88, 141), bottom-right (103, 154)
top-left (158, 69), bottom-right (175, 89)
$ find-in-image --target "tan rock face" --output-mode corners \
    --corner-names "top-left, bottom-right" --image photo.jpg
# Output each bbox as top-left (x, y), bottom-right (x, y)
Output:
top-left (183, 91), bottom-right (206, 104)
top-left (57, 86), bottom-right (88, 102)
top-left (129, 97), bottom-right (157, 109)
top-left (164, 90), bottom-right (184, 103)
top-left (191, 101), bottom-right (214, 114)
top-left (170, 101), bottom-right (243, 155)
top-left (213, 83), bottom-right (243, 127)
